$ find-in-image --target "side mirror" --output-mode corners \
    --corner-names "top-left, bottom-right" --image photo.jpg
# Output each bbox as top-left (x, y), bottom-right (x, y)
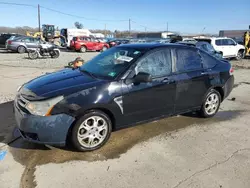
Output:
top-left (126, 72), bottom-right (152, 84)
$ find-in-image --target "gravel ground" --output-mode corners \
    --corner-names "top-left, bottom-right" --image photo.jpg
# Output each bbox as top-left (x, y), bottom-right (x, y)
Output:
top-left (0, 49), bottom-right (99, 69)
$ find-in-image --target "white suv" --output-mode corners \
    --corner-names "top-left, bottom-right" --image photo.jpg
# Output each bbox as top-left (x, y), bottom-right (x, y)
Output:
top-left (211, 37), bottom-right (245, 60)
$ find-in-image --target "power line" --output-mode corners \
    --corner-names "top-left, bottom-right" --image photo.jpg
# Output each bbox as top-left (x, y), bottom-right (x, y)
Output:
top-left (40, 6), bottom-right (128, 22)
top-left (0, 1), bottom-right (36, 8)
top-left (0, 1), bottom-right (128, 22)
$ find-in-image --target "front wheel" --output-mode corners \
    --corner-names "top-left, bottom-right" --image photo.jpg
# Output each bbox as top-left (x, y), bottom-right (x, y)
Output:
top-left (199, 89), bottom-right (221, 118)
top-left (102, 46), bottom-right (107, 52)
top-left (71, 110), bottom-right (112, 151)
top-left (28, 51), bottom-right (39, 59)
top-left (50, 50), bottom-right (60, 58)
top-left (80, 46), bottom-right (87, 53)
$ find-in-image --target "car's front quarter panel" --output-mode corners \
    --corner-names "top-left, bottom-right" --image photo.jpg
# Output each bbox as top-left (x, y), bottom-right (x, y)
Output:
top-left (52, 81), bottom-right (124, 129)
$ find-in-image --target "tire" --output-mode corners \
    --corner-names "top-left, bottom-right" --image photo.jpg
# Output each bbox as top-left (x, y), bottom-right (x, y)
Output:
top-left (102, 46), bottom-right (107, 52)
top-left (80, 46), bottom-right (87, 53)
top-left (28, 51), bottom-right (39, 59)
top-left (199, 89), bottom-right (221, 118)
top-left (17, 46), bottom-right (26, 54)
top-left (71, 110), bottom-right (112, 151)
top-left (236, 50), bottom-right (244, 60)
top-left (50, 50), bottom-right (60, 58)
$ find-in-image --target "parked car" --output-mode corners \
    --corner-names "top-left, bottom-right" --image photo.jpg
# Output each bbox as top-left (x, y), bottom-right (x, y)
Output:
top-left (14, 43), bottom-right (234, 151)
top-left (182, 38), bottom-right (197, 43)
top-left (177, 41), bottom-right (223, 59)
top-left (194, 37), bottom-right (245, 60)
top-left (70, 36), bottom-right (109, 52)
top-left (0, 33), bottom-right (24, 46)
top-left (6, 36), bottom-right (42, 53)
top-left (107, 39), bottom-right (130, 47)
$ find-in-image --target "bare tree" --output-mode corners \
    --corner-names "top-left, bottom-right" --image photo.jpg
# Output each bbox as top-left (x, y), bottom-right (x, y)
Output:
top-left (74, 22), bottom-right (83, 29)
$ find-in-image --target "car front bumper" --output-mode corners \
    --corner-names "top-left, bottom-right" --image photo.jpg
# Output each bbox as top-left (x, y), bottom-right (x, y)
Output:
top-left (14, 99), bottom-right (75, 146)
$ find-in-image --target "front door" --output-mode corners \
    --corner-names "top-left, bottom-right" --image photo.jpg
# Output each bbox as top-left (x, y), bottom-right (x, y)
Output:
top-left (122, 48), bottom-right (176, 125)
top-left (173, 47), bottom-right (208, 113)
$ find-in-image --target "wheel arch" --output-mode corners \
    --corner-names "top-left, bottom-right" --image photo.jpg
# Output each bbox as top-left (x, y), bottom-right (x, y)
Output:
top-left (66, 107), bottom-right (116, 144)
top-left (213, 86), bottom-right (224, 101)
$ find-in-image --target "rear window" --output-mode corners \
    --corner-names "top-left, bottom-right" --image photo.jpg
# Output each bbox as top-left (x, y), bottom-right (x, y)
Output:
top-left (200, 51), bottom-right (218, 69)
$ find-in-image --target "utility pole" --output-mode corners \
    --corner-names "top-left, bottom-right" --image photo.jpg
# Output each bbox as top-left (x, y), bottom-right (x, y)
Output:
top-left (38, 4), bottom-right (41, 32)
top-left (129, 18), bottom-right (131, 37)
top-left (145, 27), bottom-right (147, 38)
top-left (104, 24), bottom-right (107, 37)
top-left (166, 22), bottom-right (168, 36)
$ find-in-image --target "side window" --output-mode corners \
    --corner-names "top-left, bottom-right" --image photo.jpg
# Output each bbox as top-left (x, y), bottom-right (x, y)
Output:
top-left (22, 38), bottom-right (31, 42)
top-left (200, 51), bottom-right (218, 69)
top-left (175, 48), bottom-right (202, 72)
top-left (215, 39), bottom-right (223, 46)
top-left (222, 39), bottom-right (235, 46)
top-left (226, 39), bottom-right (235, 45)
top-left (135, 49), bottom-right (172, 77)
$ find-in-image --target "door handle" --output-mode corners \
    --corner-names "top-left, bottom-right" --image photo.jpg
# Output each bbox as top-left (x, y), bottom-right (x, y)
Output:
top-left (162, 78), bottom-right (175, 83)
top-left (201, 72), bottom-right (208, 75)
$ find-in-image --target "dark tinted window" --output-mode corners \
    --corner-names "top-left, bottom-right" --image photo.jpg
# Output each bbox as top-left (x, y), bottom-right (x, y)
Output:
top-left (175, 48), bottom-right (202, 72)
top-left (222, 39), bottom-right (235, 45)
top-left (215, 39), bottom-right (223, 46)
top-left (200, 51), bottom-right (218, 69)
top-left (136, 49), bottom-right (172, 77)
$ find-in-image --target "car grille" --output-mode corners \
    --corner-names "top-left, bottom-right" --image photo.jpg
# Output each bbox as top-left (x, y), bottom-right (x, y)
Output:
top-left (16, 94), bottom-right (30, 114)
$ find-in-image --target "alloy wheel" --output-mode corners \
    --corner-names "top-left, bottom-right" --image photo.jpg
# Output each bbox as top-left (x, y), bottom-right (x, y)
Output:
top-left (204, 93), bottom-right (219, 115)
top-left (77, 116), bottom-right (108, 148)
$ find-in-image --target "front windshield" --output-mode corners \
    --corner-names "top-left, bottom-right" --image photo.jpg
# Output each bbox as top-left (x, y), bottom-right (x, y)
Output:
top-left (80, 47), bottom-right (143, 79)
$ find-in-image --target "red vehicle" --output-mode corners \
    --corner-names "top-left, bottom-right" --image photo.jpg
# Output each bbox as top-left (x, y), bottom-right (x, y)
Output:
top-left (70, 36), bottom-right (109, 53)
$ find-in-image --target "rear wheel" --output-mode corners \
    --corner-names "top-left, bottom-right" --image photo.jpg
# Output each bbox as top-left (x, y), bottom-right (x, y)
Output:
top-left (199, 89), bottom-right (221, 118)
top-left (80, 46), bottom-right (87, 53)
top-left (17, 46), bottom-right (26, 53)
top-left (50, 50), bottom-right (60, 58)
top-left (236, 50), bottom-right (244, 60)
top-left (71, 110), bottom-right (112, 151)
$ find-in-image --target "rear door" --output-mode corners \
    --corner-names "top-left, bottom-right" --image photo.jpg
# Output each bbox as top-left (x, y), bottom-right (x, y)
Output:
top-left (223, 39), bottom-right (237, 57)
top-left (173, 47), bottom-right (209, 113)
top-left (23, 37), bottom-right (37, 48)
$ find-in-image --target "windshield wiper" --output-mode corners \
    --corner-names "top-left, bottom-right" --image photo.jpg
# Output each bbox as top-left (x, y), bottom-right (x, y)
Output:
top-left (80, 69), bottom-right (97, 79)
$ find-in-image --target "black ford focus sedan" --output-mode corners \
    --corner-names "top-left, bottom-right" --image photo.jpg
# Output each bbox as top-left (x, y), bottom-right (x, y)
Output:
top-left (14, 43), bottom-right (234, 151)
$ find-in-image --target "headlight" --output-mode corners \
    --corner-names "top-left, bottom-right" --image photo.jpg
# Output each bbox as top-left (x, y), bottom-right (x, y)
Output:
top-left (26, 96), bottom-right (64, 116)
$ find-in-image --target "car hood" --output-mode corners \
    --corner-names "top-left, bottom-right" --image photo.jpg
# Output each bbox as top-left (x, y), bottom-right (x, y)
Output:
top-left (22, 68), bottom-right (106, 99)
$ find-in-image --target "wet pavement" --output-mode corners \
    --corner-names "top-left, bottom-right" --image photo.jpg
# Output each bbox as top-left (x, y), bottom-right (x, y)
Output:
top-left (0, 97), bottom-right (244, 187)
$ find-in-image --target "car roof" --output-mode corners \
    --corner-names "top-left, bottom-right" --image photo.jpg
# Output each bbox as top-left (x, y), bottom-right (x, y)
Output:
top-left (116, 43), bottom-right (196, 50)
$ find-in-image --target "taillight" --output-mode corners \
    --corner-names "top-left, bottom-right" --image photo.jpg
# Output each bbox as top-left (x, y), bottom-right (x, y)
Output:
top-left (229, 67), bottom-right (234, 75)
top-left (8, 41), bottom-right (12, 44)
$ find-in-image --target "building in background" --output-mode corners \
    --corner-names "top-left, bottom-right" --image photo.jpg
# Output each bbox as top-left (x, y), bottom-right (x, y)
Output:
top-left (134, 31), bottom-right (176, 38)
top-left (219, 30), bottom-right (249, 38)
